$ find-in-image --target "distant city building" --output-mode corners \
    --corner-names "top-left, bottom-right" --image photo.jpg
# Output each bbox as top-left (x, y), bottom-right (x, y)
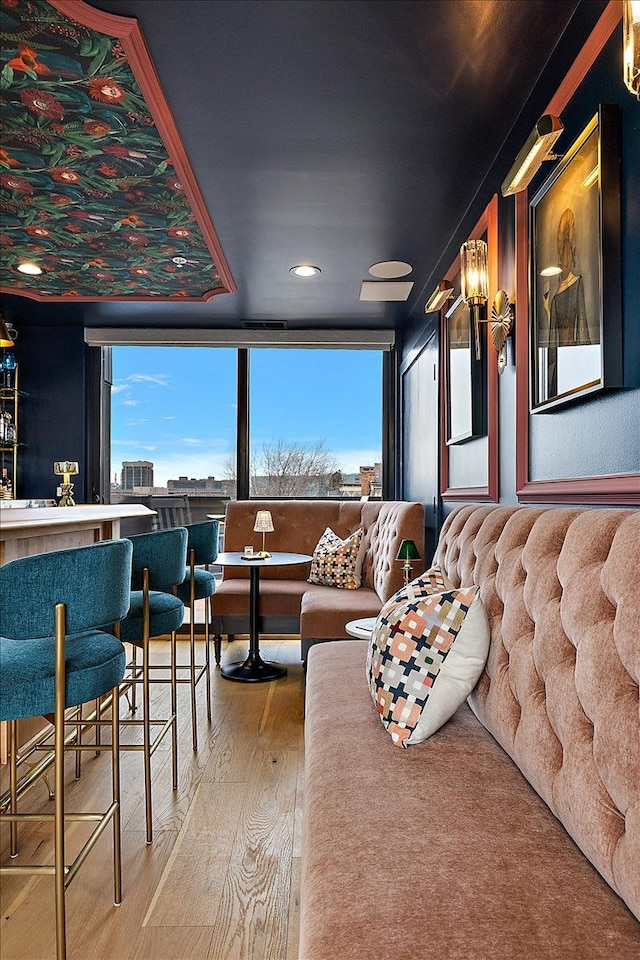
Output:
top-left (167, 475), bottom-right (235, 497)
top-left (360, 463), bottom-right (382, 497)
top-left (121, 460), bottom-right (154, 491)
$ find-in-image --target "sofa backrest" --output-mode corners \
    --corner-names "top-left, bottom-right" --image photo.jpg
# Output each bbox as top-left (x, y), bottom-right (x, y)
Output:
top-left (222, 499), bottom-right (425, 600)
top-left (434, 504), bottom-right (640, 921)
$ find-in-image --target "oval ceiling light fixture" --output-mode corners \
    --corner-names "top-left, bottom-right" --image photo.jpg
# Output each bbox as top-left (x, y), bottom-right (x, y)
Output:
top-left (17, 261), bottom-right (43, 275)
top-left (369, 260), bottom-right (412, 278)
top-left (289, 264), bottom-right (321, 278)
top-left (539, 265), bottom-right (562, 277)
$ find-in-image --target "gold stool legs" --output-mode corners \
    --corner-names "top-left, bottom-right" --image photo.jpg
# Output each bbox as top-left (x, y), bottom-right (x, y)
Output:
top-left (54, 604), bottom-right (68, 960)
top-left (205, 596), bottom-right (212, 722)
top-left (9, 720), bottom-right (18, 858)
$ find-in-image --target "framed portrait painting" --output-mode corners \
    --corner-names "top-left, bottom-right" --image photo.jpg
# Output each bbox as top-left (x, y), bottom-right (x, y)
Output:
top-left (529, 104), bottom-right (622, 412)
top-left (445, 293), bottom-right (486, 444)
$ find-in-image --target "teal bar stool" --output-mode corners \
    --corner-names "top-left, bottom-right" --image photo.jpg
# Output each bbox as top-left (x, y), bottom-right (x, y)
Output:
top-left (119, 527), bottom-right (187, 843)
top-left (0, 539), bottom-right (132, 960)
top-left (175, 520), bottom-right (218, 751)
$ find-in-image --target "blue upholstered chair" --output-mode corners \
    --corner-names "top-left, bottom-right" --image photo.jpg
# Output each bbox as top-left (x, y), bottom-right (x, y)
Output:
top-left (119, 527), bottom-right (187, 843)
top-left (0, 539), bottom-right (132, 960)
top-left (175, 520), bottom-right (218, 751)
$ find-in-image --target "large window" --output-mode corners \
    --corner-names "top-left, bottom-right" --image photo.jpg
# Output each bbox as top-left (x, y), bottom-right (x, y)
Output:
top-left (110, 346), bottom-right (237, 514)
top-left (108, 345), bottom-right (384, 510)
top-left (249, 349), bottom-right (383, 498)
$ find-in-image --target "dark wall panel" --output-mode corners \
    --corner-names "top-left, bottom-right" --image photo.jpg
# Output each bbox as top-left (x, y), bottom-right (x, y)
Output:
top-left (16, 325), bottom-right (87, 502)
top-left (526, 29), bottom-right (640, 481)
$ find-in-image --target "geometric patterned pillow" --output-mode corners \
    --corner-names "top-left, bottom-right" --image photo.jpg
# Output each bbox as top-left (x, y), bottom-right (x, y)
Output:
top-left (307, 526), bottom-right (363, 590)
top-left (366, 586), bottom-right (489, 748)
top-left (389, 564), bottom-right (455, 607)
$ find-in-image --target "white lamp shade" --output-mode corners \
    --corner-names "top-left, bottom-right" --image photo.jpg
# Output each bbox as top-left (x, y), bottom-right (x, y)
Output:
top-left (254, 510), bottom-right (274, 533)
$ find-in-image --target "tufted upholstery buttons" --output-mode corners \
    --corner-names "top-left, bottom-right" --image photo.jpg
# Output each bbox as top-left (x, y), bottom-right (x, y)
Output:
top-left (438, 505), bottom-right (640, 920)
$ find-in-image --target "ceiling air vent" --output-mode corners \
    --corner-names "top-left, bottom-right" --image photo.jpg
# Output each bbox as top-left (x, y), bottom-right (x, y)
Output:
top-left (243, 320), bottom-right (288, 329)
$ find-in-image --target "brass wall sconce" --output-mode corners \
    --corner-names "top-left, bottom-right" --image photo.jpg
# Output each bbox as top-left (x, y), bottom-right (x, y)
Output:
top-left (253, 509), bottom-right (274, 558)
top-left (489, 291), bottom-right (515, 374)
top-left (425, 280), bottom-right (454, 313)
top-left (501, 114), bottom-right (564, 197)
top-left (624, 0), bottom-right (640, 97)
top-left (460, 238), bottom-right (489, 360)
top-left (54, 460), bottom-right (79, 507)
top-left (396, 539), bottom-right (421, 586)
top-left (0, 311), bottom-right (13, 348)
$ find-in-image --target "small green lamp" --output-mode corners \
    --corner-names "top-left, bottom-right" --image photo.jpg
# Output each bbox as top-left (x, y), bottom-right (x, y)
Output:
top-left (396, 539), bottom-right (421, 586)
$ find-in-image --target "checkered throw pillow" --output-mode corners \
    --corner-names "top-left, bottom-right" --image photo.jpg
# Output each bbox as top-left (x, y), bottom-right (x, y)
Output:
top-left (366, 585), bottom-right (489, 747)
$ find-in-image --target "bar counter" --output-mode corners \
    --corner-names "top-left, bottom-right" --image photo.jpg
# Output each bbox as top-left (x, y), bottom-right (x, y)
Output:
top-left (0, 502), bottom-right (155, 565)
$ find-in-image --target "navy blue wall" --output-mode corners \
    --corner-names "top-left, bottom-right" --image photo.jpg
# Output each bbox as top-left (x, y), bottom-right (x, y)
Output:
top-left (7, 320), bottom-right (88, 502)
top-left (401, 9), bottom-right (640, 518)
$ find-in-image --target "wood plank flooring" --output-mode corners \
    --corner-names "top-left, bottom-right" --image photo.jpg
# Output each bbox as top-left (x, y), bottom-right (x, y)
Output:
top-left (0, 636), bottom-right (305, 960)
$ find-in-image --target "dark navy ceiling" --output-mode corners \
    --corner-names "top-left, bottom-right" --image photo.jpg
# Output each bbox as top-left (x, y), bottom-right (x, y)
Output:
top-left (1, 0), bottom-right (605, 330)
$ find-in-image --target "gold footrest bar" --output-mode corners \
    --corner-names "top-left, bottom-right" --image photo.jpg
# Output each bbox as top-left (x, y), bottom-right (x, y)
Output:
top-left (0, 693), bottom-right (118, 813)
top-left (0, 800), bottom-right (118, 889)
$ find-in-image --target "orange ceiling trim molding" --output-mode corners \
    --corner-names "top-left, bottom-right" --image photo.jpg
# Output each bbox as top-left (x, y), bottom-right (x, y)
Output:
top-left (0, 0), bottom-right (237, 302)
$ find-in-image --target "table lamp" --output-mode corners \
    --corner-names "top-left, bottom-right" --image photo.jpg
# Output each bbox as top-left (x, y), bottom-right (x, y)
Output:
top-left (396, 539), bottom-right (421, 586)
top-left (54, 460), bottom-right (79, 507)
top-left (254, 509), bottom-right (274, 558)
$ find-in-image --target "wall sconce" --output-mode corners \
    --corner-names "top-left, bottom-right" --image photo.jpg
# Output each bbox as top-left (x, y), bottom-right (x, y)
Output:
top-left (624, 1), bottom-right (640, 97)
top-left (424, 280), bottom-right (454, 313)
top-left (501, 115), bottom-right (564, 197)
top-left (253, 509), bottom-right (274, 558)
top-left (396, 539), bottom-right (421, 586)
top-left (460, 238), bottom-right (489, 360)
top-left (54, 460), bottom-right (79, 507)
top-left (0, 313), bottom-right (15, 348)
top-left (489, 291), bottom-right (515, 374)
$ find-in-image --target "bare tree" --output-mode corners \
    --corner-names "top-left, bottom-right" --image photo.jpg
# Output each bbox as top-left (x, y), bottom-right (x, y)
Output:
top-left (224, 439), bottom-right (341, 496)
top-left (253, 439), bottom-right (340, 496)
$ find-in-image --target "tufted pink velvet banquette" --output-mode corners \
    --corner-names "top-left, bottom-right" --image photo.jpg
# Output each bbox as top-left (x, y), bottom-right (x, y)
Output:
top-left (211, 499), bottom-right (425, 662)
top-left (300, 505), bottom-right (640, 960)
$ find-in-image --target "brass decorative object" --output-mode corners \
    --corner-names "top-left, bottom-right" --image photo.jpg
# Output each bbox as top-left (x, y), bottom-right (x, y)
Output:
top-left (54, 460), bottom-right (79, 507)
top-left (490, 291), bottom-right (515, 374)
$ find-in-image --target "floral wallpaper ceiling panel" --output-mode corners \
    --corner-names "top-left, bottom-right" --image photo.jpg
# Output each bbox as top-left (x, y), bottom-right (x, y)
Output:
top-left (0, 0), bottom-right (235, 301)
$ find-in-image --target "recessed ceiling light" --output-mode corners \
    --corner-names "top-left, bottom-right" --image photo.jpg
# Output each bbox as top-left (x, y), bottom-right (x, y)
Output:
top-left (290, 264), bottom-right (321, 278)
top-left (369, 260), bottom-right (413, 279)
top-left (17, 261), bottom-right (43, 275)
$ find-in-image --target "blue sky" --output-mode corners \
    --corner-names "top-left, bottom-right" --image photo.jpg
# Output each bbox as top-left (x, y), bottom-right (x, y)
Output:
top-left (111, 347), bottom-right (382, 485)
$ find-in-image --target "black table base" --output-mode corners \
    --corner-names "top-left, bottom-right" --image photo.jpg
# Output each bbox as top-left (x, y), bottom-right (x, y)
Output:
top-left (220, 654), bottom-right (287, 683)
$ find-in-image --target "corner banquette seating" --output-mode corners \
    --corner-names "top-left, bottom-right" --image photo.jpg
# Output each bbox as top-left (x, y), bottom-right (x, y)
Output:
top-left (211, 499), bottom-right (425, 663)
top-left (300, 505), bottom-right (640, 959)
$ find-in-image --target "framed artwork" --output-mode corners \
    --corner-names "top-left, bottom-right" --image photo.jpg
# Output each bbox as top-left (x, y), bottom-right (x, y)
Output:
top-left (529, 104), bottom-right (622, 412)
top-left (445, 294), bottom-right (486, 444)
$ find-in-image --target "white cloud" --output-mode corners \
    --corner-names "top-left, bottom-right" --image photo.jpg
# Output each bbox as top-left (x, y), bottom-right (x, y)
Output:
top-left (125, 419), bottom-right (149, 427)
top-left (111, 384), bottom-right (129, 395)
top-left (128, 373), bottom-right (170, 387)
top-left (181, 438), bottom-right (203, 445)
top-left (122, 398), bottom-right (143, 406)
top-left (163, 416), bottom-right (175, 420)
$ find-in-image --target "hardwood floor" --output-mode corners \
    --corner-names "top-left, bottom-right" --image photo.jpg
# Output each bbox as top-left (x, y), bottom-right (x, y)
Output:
top-left (0, 636), bottom-right (305, 960)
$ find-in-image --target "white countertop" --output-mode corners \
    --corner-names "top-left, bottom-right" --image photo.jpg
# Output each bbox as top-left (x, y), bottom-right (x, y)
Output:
top-left (0, 503), bottom-right (155, 532)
